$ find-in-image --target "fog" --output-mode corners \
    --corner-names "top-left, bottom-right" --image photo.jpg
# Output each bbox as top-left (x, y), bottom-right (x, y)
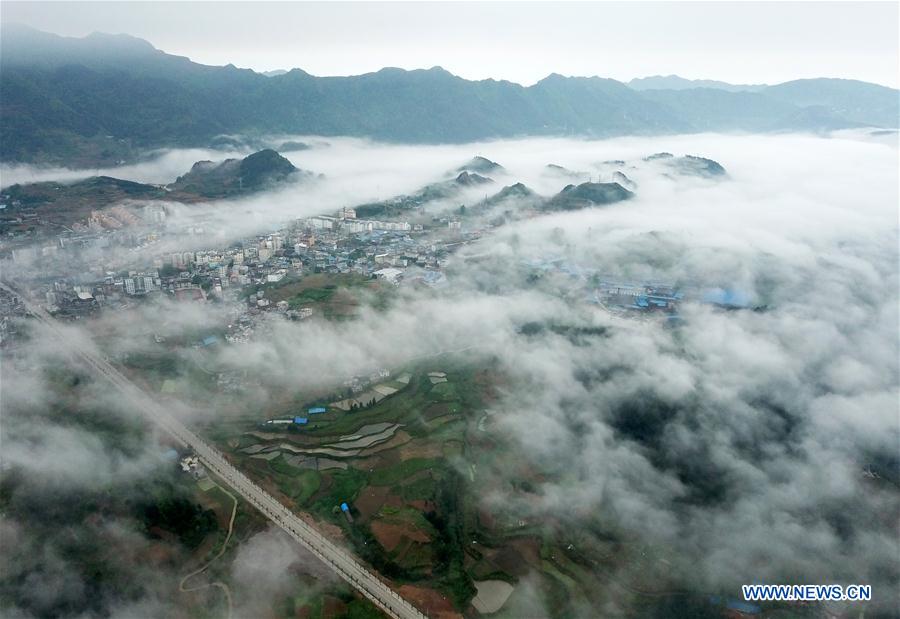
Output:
top-left (2, 130), bottom-right (898, 616)
top-left (0, 147), bottom-right (253, 187)
top-left (9, 131), bottom-right (896, 264)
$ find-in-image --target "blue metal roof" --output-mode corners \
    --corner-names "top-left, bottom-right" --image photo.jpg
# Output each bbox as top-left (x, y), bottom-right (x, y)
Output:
top-left (308, 407), bottom-right (327, 414)
top-left (340, 502), bottom-right (350, 512)
top-left (293, 417), bottom-right (308, 424)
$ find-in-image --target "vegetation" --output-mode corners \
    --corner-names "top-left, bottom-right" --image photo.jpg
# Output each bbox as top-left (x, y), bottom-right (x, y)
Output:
top-left (169, 149), bottom-right (307, 198)
top-left (139, 482), bottom-right (219, 548)
top-left (311, 468), bottom-right (369, 516)
top-left (5, 25), bottom-right (894, 164)
top-left (544, 181), bottom-right (634, 211)
top-left (240, 273), bottom-right (383, 319)
top-left (425, 469), bottom-right (477, 607)
top-left (370, 458), bottom-right (440, 486)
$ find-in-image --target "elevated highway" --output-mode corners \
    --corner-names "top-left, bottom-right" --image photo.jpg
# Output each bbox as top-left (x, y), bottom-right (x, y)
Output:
top-left (0, 279), bottom-right (427, 619)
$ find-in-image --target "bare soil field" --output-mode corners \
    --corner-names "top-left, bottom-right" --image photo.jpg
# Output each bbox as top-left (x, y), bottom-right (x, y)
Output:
top-left (321, 595), bottom-right (348, 619)
top-left (371, 520), bottom-right (431, 552)
top-left (398, 440), bottom-right (444, 460)
top-left (354, 485), bottom-right (391, 519)
top-left (397, 584), bottom-right (462, 619)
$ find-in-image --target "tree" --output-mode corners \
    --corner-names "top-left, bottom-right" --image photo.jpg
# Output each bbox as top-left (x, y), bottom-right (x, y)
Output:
top-left (159, 264), bottom-right (179, 278)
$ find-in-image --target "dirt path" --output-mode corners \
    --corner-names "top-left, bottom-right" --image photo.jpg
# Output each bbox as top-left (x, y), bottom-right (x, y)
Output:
top-left (179, 478), bottom-right (238, 619)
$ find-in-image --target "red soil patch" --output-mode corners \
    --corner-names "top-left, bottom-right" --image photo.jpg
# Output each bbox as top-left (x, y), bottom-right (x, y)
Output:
top-left (477, 507), bottom-right (497, 531)
top-left (397, 584), bottom-right (462, 619)
top-left (385, 493), bottom-right (404, 509)
top-left (371, 521), bottom-right (431, 552)
top-left (354, 485), bottom-right (390, 519)
top-left (321, 596), bottom-right (348, 619)
top-left (510, 536), bottom-right (542, 567)
top-left (408, 499), bottom-right (436, 512)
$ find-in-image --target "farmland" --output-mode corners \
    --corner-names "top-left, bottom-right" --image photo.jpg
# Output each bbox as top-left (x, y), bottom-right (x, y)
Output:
top-left (198, 358), bottom-right (730, 618)
top-left (202, 361), bottom-right (490, 613)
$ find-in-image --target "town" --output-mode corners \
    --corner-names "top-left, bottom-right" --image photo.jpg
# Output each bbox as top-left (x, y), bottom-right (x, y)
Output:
top-left (0, 197), bottom-right (471, 344)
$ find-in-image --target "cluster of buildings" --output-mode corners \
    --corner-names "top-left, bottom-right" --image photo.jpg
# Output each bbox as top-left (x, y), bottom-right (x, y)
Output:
top-left (258, 366), bottom-right (399, 432)
top-left (343, 368), bottom-right (392, 394)
top-left (75, 206), bottom-right (142, 232)
top-left (0, 288), bottom-right (26, 344)
top-left (179, 454), bottom-right (208, 480)
top-left (1, 182), bottom-right (493, 354)
top-left (596, 282), bottom-right (683, 314)
top-left (262, 406), bottom-right (329, 429)
top-left (305, 214), bottom-right (413, 233)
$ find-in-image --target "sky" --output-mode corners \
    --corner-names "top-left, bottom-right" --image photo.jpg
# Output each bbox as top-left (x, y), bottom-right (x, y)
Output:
top-left (2, 1), bottom-right (898, 87)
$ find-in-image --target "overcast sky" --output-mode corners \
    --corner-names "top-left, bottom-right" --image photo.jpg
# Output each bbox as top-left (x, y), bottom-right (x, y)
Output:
top-left (3, 1), bottom-right (898, 87)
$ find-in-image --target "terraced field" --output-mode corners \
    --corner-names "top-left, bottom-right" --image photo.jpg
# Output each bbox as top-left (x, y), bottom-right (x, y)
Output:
top-left (210, 364), bottom-right (618, 617)
top-left (209, 367), bottom-right (485, 609)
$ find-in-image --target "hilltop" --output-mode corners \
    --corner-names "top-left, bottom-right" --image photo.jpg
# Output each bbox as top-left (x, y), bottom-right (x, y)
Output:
top-left (628, 75), bottom-right (766, 92)
top-left (457, 156), bottom-right (505, 174)
top-left (544, 182), bottom-right (635, 211)
top-left (354, 171), bottom-right (495, 219)
top-left (643, 153), bottom-right (728, 178)
top-left (170, 149), bottom-right (307, 198)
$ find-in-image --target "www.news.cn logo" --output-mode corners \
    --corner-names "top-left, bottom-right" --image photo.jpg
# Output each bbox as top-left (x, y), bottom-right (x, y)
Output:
top-left (742, 584), bottom-right (872, 602)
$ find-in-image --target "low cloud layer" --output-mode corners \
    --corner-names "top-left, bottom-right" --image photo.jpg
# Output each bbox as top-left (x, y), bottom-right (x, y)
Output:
top-left (2, 131), bottom-right (897, 615)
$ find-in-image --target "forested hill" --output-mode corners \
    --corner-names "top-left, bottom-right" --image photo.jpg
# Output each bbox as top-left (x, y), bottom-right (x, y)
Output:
top-left (2, 23), bottom-right (897, 165)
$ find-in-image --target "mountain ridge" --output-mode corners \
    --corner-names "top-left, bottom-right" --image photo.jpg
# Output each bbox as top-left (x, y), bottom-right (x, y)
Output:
top-left (2, 24), bottom-right (897, 165)
top-left (628, 75), bottom-right (767, 92)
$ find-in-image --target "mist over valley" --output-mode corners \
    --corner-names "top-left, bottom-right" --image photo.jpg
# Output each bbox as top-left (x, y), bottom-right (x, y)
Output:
top-left (1, 9), bottom-right (898, 619)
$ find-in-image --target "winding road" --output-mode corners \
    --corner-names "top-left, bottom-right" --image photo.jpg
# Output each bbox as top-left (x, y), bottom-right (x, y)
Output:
top-left (179, 479), bottom-right (237, 619)
top-left (0, 279), bottom-right (428, 619)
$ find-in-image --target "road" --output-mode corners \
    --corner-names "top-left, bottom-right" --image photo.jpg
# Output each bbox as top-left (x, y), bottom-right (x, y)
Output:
top-left (179, 480), bottom-right (237, 619)
top-left (0, 280), bottom-right (428, 619)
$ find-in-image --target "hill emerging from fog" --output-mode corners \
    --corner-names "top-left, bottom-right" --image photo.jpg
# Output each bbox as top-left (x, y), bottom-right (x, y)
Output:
top-left (544, 182), bottom-right (635, 211)
top-left (170, 149), bottom-right (308, 198)
top-left (1, 149), bottom-right (312, 227)
top-left (1, 24), bottom-right (897, 165)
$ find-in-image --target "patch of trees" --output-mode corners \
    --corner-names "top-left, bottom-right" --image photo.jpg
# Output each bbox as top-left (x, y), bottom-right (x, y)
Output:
top-left (140, 494), bottom-right (217, 549)
top-left (424, 469), bottom-right (476, 607)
